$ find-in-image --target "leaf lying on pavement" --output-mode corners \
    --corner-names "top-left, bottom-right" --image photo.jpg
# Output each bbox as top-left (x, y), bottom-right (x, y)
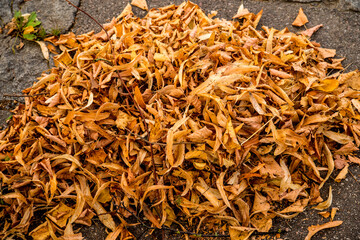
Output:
top-left (305, 221), bottom-right (343, 240)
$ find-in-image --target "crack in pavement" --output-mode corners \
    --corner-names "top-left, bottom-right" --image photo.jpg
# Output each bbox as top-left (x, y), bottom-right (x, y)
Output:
top-left (67, 0), bottom-right (82, 33)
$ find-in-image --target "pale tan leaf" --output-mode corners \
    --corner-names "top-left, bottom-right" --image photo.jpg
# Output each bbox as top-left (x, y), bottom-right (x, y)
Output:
top-left (323, 130), bottom-right (354, 144)
top-left (36, 41), bottom-right (49, 60)
top-left (233, 4), bottom-right (250, 19)
top-left (313, 186), bottom-right (332, 210)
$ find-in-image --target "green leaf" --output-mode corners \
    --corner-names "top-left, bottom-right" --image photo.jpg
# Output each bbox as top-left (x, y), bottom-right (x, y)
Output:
top-left (14, 10), bottom-right (22, 19)
top-left (6, 115), bottom-right (12, 121)
top-left (14, 11), bottom-right (24, 29)
top-left (23, 33), bottom-right (36, 40)
top-left (26, 12), bottom-right (38, 25)
top-left (27, 20), bottom-right (41, 27)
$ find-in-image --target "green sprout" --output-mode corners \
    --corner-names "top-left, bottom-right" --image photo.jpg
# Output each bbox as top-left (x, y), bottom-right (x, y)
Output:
top-left (50, 28), bottom-right (61, 37)
top-left (13, 11), bottom-right (43, 41)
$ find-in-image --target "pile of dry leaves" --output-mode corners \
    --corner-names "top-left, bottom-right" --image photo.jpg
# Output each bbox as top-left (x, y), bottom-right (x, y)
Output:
top-left (1, 1), bottom-right (360, 239)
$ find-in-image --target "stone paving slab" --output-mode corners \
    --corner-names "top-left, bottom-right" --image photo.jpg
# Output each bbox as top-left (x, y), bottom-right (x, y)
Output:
top-left (0, 0), bottom-right (360, 239)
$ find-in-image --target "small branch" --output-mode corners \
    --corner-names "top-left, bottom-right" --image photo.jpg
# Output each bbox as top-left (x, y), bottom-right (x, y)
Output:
top-left (348, 169), bottom-right (359, 183)
top-left (64, 0), bottom-right (109, 41)
top-left (241, 115), bottom-right (276, 146)
top-left (122, 129), bottom-right (204, 146)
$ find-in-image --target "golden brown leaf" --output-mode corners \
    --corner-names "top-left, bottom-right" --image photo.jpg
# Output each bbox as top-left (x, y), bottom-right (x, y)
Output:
top-left (305, 221), bottom-right (343, 240)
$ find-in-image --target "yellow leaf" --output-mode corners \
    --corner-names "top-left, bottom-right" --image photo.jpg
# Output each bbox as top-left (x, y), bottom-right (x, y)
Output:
top-left (154, 53), bottom-right (170, 62)
top-left (195, 178), bottom-right (223, 208)
top-left (134, 86), bottom-right (146, 109)
top-left (54, 49), bottom-right (73, 67)
top-left (315, 79), bottom-right (339, 92)
top-left (29, 222), bottom-right (50, 240)
top-left (23, 25), bottom-right (35, 35)
top-left (252, 191), bottom-right (270, 214)
top-left (47, 202), bottom-right (74, 228)
top-left (313, 186), bottom-right (332, 210)
top-left (193, 161), bottom-right (207, 170)
top-left (317, 48), bottom-right (336, 59)
top-left (250, 213), bottom-right (272, 232)
top-left (185, 150), bottom-right (207, 160)
top-left (233, 4), bottom-right (250, 19)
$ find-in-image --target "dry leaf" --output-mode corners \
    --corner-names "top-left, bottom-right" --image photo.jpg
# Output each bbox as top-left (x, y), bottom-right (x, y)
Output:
top-left (334, 164), bottom-right (349, 182)
top-left (313, 186), bottom-right (332, 210)
top-left (233, 4), bottom-right (250, 19)
top-left (117, 3), bottom-right (132, 19)
top-left (330, 207), bottom-right (339, 221)
top-left (317, 48), bottom-right (336, 59)
top-left (36, 41), bottom-right (49, 60)
top-left (301, 24), bottom-right (323, 37)
top-left (305, 221), bottom-right (343, 240)
top-left (292, 8), bottom-right (308, 27)
top-left (131, 0), bottom-right (148, 11)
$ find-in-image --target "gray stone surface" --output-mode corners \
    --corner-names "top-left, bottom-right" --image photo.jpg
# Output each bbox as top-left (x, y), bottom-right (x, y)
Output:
top-left (0, 110), bottom-right (10, 128)
top-left (0, 0), bottom-right (13, 26)
top-left (344, 0), bottom-right (360, 11)
top-left (21, 0), bottom-right (80, 33)
top-left (0, 0), bottom-right (80, 31)
top-left (0, 34), bottom-right (48, 101)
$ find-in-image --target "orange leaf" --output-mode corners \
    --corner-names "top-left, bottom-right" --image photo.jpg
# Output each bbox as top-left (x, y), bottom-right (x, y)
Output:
top-left (131, 0), bottom-right (148, 11)
top-left (305, 221), bottom-right (342, 240)
top-left (292, 8), bottom-right (308, 27)
top-left (134, 86), bottom-right (146, 109)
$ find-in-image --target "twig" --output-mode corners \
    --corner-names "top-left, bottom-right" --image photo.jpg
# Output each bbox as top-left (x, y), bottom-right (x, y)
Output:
top-left (115, 71), bottom-right (159, 186)
top-left (122, 129), bottom-right (205, 146)
top-left (348, 169), bottom-right (359, 183)
top-left (64, 0), bottom-right (109, 41)
top-left (241, 115), bottom-right (276, 146)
